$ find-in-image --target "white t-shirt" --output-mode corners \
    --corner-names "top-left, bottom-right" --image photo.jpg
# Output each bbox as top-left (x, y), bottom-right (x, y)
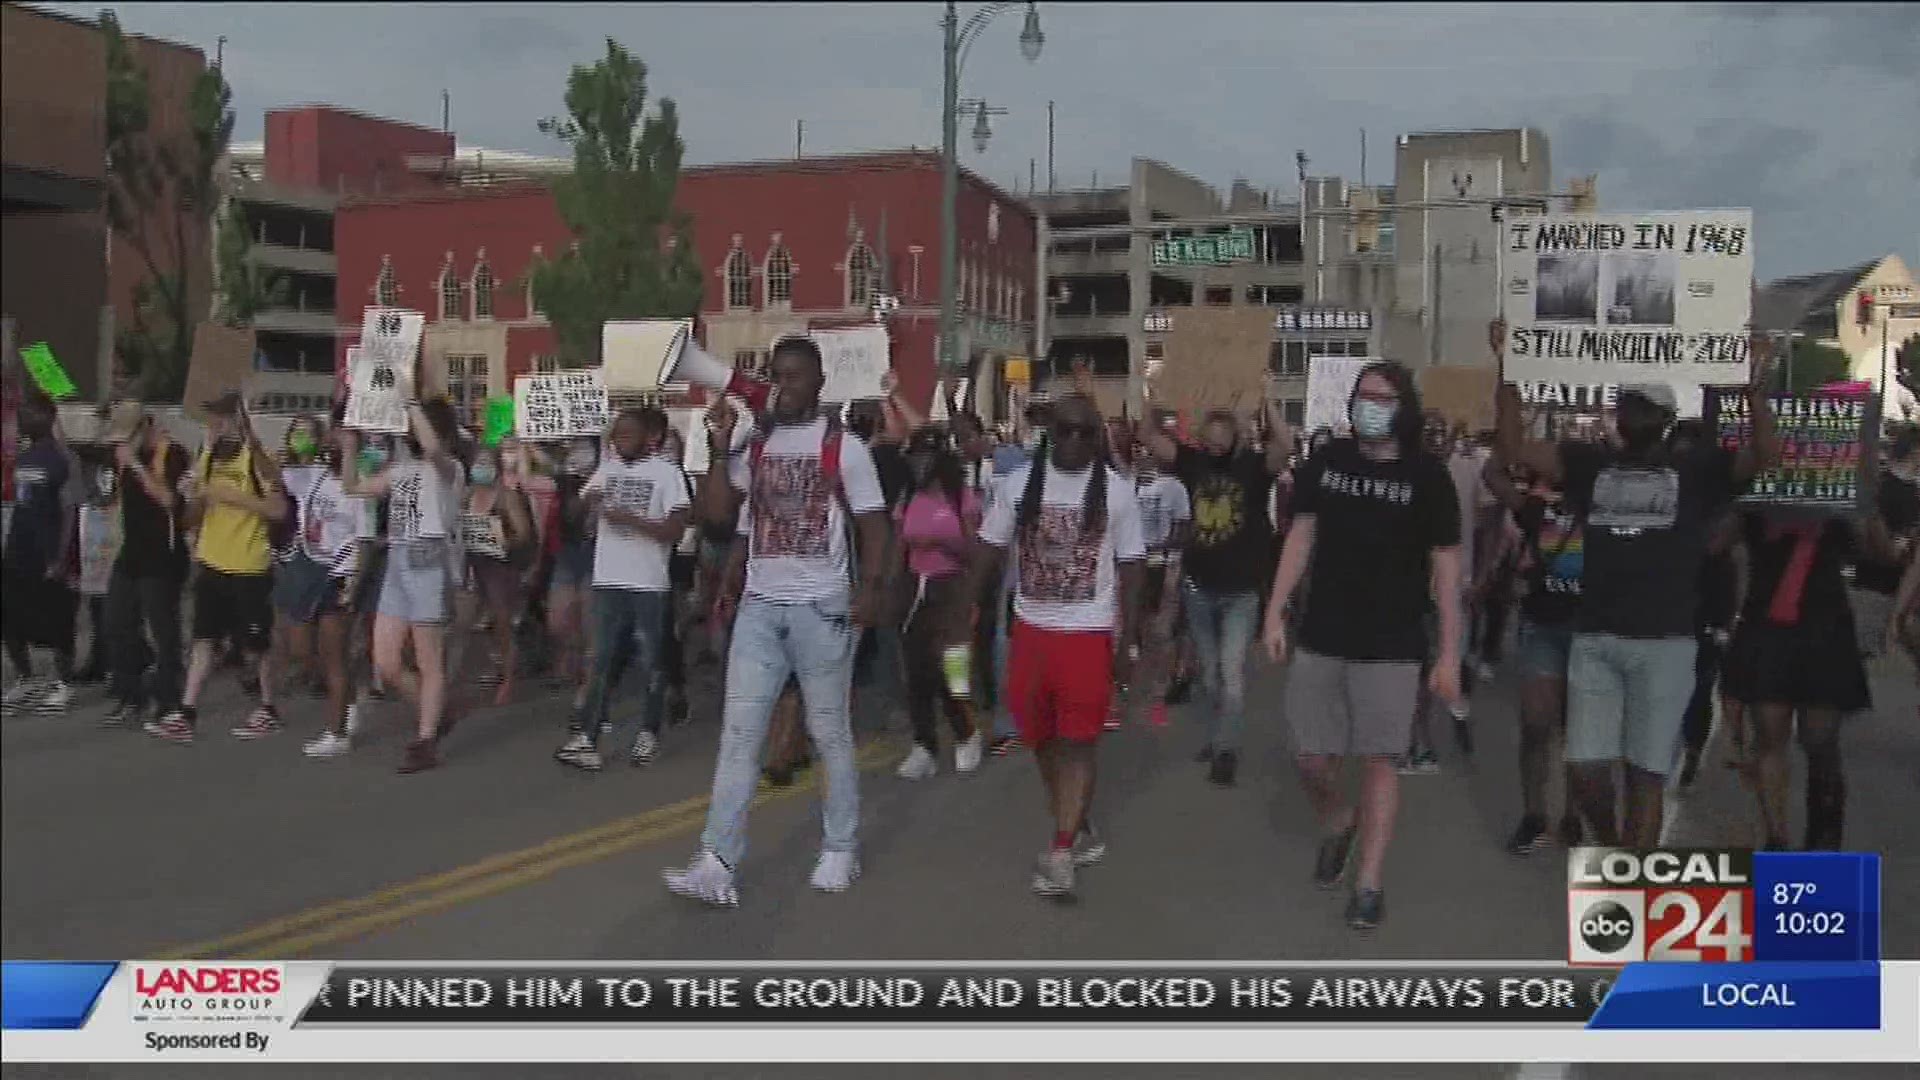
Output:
top-left (299, 471), bottom-right (375, 577)
top-left (978, 462), bottom-right (1146, 632)
top-left (1446, 450), bottom-right (1482, 589)
top-left (1134, 474), bottom-right (1192, 551)
top-left (729, 418), bottom-right (886, 604)
top-left (584, 453), bottom-right (691, 592)
top-left (385, 458), bottom-right (462, 543)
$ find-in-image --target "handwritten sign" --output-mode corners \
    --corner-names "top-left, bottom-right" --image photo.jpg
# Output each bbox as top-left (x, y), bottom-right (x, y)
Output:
top-left (460, 513), bottom-right (506, 559)
top-left (1303, 357), bottom-right (1376, 436)
top-left (810, 326), bottom-right (889, 403)
top-left (19, 342), bottom-right (77, 399)
top-left (345, 308), bottom-right (423, 432)
top-left (515, 369), bottom-right (609, 440)
top-left (1708, 387), bottom-right (1877, 513)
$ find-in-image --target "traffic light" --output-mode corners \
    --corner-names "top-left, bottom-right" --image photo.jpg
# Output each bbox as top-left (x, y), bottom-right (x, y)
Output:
top-left (1858, 292), bottom-right (1874, 327)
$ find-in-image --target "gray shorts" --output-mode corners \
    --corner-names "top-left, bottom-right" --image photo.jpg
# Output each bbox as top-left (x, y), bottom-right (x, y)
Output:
top-left (377, 540), bottom-right (455, 625)
top-left (1565, 633), bottom-right (1695, 775)
top-left (1283, 648), bottom-right (1423, 757)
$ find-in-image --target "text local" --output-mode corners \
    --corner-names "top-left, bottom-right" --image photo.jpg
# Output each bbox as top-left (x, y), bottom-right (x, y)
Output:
top-left (1703, 982), bottom-right (1797, 1008)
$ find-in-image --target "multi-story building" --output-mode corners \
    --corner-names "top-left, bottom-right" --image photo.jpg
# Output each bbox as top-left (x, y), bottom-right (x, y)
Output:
top-left (330, 149), bottom-right (1036, 422)
top-left (1755, 253), bottom-right (1920, 418)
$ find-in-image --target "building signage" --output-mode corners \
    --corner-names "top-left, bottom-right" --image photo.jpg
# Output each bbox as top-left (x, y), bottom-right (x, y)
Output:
top-left (1274, 306), bottom-right (1372, 333)
top-left (1151, 227), bottom-right (1255, 267)
top-left (1143, 311), bottom-right (1172, 333)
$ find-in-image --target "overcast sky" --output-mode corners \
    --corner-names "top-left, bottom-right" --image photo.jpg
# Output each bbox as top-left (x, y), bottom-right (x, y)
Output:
top-left (43, 2), bottom-right (1919, 281)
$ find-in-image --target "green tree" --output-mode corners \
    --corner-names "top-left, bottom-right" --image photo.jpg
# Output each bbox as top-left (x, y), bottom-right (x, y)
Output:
top-left (101, 9), bottom-right (235, 401)
top-left (1781, 338), bottom-right (1853, 393)
top-left (212, 198), bottom-right (290, 327)
top-left (531, 39), bottom-right (702, 367)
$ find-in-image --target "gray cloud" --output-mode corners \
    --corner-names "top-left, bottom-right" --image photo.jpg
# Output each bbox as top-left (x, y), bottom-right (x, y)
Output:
top-left (34, 2), bottom-right (1917, 280)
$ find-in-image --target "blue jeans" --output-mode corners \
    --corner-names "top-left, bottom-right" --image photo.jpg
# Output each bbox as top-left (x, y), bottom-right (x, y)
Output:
top-left (579, 588), bottom-right (670, 743)
top-left (1183, 583), bottom-right (1260, 752)
top-left (700, 596), bottom-right (860, 867)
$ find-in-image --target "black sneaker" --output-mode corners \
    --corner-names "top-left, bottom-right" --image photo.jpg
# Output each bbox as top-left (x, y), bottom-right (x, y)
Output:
top-left (1346, 888), bottom-right (1385, 931)
top-left (1164, 675), bottom-right (1193, 705)
top-left (1313, 824), bottom-right (1358, 889)
top-left (1193, 743), bottom-right (1215, 764)
top-left (1506, 814), bottom-right (1550, 856)
top-left (988, 734), bottom-right (1023, 757)
top-left (101, 700), bottom-right (142, 728)
top-left (1208, 749), bottom-right (1238, 787)
top-left (1557, 813), bottom-right (1585, 847)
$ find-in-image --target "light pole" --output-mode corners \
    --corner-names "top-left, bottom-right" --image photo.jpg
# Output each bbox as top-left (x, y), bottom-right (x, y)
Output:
top-left (940, 1), bottom-right (1043, 379)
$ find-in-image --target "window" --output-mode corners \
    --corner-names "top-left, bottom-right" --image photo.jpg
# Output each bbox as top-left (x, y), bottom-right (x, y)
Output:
top-left (533, 354), bottom-right (560, 374)
top-left (1282, 400), bottom-right (1305, 426)
top-left (765, 244), bottom-right (793, 306)
top-left (438, 258), bottom-right (464, 322)
top-left (1304, 338), bottom-right (1372, 360)
top-left (471, 256), bottom-right (495, 320)
top-left (725, 246), bottom-right (753, 310)
top-left (1012, 285), bottom-right (1023, 323)
top-left (1205, 286), bottom-right (1233, 307)
top-left (445, 354), bottom-right (488, 426)
top-left (1144, 341), bottom-right (1165, 362)
top-left (1246, 284), bottom-right (1303, 306)
top-left (732, 350), bottom-right (767, 380)
top-left (374, 257), bottom-right (398, 306)
top-left (846, 243), bottom-right (877, 308)
top-left (1375, 217), bottom-right (1396, 255)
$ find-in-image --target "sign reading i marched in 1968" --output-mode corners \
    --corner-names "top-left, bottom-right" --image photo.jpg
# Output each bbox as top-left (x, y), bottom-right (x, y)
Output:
top-left (1502, 211), bottom-right (1753, 414)
top-left (1707, 387), bottom-right (1878, 513)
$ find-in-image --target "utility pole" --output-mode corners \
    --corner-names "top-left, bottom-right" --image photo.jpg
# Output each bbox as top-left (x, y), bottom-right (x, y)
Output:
top-left (1047, 100), bottom-right (1056, 193)
top-left (795, 119), bottom-right (804, 159)
top-left (939, 1), bottom-right (961, 376)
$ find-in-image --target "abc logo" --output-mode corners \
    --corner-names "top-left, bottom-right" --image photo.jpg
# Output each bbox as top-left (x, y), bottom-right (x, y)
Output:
top-left (1579, 900), bottom-right (1637, 954)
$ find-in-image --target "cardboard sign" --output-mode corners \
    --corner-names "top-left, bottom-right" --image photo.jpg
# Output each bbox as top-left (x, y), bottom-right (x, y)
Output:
top-left (604, 320), bottom-right (692, 390)
top-left (1708, 387), bottom-right (1878, 514)
top-left (810, 325), bottom-right (889, 403)
top-left (1417, 366), bottom-right (1499, 433)
top-left (1503, 210), bottom-right (1753, 417)
top-left (460, 513), bottom-right (506, 559)
top-left (182, 323), bottom-right (256, 420)
top-left (19, 342), bottom-right (78, 399)
top-left (515, 369), bottom-right (609, 440)
top-left (1303, 357), bottom-right (1376, 435)
top-left (1153, 306), bottom-right (1273, 420)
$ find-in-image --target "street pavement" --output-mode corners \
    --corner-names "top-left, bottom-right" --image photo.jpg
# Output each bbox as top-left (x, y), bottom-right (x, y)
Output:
top-left (3, 634), bottom-right (1916, 1076)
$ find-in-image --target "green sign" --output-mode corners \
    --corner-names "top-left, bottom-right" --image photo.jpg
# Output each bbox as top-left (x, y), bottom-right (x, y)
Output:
top-left (482, 395), bottom-right (516, 447)
top-left (1152, 227), bottom-right (1256, 267)
top-left (18, 342), bottom-right (78, 399)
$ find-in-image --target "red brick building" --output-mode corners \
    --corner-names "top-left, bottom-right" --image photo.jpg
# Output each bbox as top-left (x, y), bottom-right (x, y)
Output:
top-left (331, 150), bottom-right (1037, 422)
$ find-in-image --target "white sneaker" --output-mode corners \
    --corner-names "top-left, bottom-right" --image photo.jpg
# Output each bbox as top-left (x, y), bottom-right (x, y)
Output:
top-left (629, 730), bottom-right (659, 767)
top-left (664, 850), bottom-right (739, 907)
top-left (1031, 848), bottom-right (1076, 898)
top-left (896, 745), bottom-right (938, 780)
top-left (35, 680), bottom-right (71, 714)
top-left (344, 702), bottom-right (363, 736)
top-left (303, 731), bottom-right (351, 759)
top-left (809, 850), bottom-right (860, 893)
top-left (954, 731), bottom-right (985, 774)
top-left (1070, 826), bottom-right (1107, 867)
top-left (2, 678), bottom-right (46, 711)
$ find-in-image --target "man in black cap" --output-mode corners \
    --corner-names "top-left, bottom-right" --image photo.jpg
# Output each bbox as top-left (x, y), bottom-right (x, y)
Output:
top-left (1497, 328), bottom-right (1778, 849)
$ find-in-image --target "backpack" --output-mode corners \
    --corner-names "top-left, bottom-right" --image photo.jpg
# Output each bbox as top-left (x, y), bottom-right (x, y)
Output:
top-left (201, 445), bottom-right (297, 555)
top-left (743, 416), bottom-right (864, 579)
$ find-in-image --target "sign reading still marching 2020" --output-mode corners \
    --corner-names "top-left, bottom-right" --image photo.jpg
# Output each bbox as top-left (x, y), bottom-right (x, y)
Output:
top-left (1502, 211), bottom-right (1753, 406)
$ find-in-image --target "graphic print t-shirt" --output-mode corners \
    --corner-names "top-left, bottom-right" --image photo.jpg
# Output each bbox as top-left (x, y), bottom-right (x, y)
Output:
top-left (299, 472), bottom-right (376, 577)
top-left (729, 418), bottom-right (886, 605)
top-left (1291, 440), bottom-right (1461, 662)
top-left (385, 458), bottom-right (461, 543)
top-left (1561, 441), bottom-right (1741, 639)
top-left (1175, 447), bottom-right (1272, 594)
top-left (585, 453), bottom-right (691, 592)
top-left (1517, 495), bottom-right (1584, 626)
top-left (977, 463), bottom-right (1146, 632)
top-left (1134, 474), bottom-right (1192, 553)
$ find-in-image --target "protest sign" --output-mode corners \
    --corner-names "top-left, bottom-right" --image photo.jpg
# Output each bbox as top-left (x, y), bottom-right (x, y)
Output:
top-left (1154, 306), bottom-right (1273, 420)
top-left (343, 347), bottom-right (410, 433)
top-left (482, 396), bottom-right (515, 447)
top-left (1417, 366), bottom-right (1498, 433)
top-left (1707, 387), bottom-right (1877, 513)
top-left (181, 323), bottom-right (256, 419)
top-left (460, 513), bottom-right (506, 559)
top-left (1303, 357), bottom-right (1375, 435)
top-left (515, 369), bottom-right (609, 440)
top-left (1502, 211), bottom-right (1753, 416)
top-left (810, 326), bottom-right (889, 403)
top-left (77, 504), bottom-right (117, 596)
top-left (18, 342), bottom-right (78, 399)
top-left (604, 320), bottom-right (691, 391)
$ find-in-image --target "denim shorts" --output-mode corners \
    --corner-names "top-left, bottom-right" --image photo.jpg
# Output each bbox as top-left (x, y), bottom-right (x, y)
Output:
top-left (1516, 618), bottom-right (1575, 681)
top-left (377, 541), bottom-right (454, 625)
top-left (1565, 633), bottom-right (1696, 776)
top-left (551, 539), bottom-right (595, 590)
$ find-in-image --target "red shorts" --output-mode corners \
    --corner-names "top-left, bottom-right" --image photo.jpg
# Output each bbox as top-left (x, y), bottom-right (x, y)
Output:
top-left (1008, 618), bottom-right (1114, 746)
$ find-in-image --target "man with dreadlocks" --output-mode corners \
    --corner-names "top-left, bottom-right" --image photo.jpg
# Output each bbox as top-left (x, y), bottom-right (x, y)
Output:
top-left (972, 394), bottom-right (1146, 899)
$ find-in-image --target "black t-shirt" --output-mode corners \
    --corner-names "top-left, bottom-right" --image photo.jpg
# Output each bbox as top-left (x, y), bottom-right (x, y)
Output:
top-left (1738, 512), bottom-right (1855, 632)
top-left (1176, 446), bottom-right (1274, 593)
top-left (1516, 495), bottom-right (1584, 626)
top-left (116, 443), bottom-right (191, 578)
top-left (5, 438), bottom-right (71, 575)
top-left (1853, 469), bottom-right (1919, 594)
top-left (1291, 439), bottom-right (1462, 661)
top-left (1561, 441), bottom-right (1742, 639)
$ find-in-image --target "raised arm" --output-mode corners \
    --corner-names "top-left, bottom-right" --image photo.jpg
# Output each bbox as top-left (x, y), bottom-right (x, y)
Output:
top-left (1731, 334), bottom-right (1780, 487)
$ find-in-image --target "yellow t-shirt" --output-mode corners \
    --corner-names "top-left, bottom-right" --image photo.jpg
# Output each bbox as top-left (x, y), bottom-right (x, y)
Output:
top-left (194, 445), bottom-right (272, 574)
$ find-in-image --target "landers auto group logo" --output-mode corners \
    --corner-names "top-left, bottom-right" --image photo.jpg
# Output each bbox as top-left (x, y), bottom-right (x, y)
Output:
top-left (129, 964), bottom-right (287, 1023)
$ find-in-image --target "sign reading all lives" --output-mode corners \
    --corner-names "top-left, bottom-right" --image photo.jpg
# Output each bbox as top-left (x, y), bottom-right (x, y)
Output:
top-left (515, 370), bottom-right (609, 440)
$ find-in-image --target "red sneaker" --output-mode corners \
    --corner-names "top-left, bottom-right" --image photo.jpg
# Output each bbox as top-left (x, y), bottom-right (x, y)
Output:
top-left (1149, 703), bottom-right (1170, 728)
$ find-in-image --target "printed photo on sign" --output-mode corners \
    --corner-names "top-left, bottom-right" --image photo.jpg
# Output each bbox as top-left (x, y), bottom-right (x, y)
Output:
top-left (1606, 252), bottom-right (1677, 327)
top-left (1536, 254), bottom-right (1599, 323)
top-left (1587, 468), bottom-right (1680, 532)
top-left (1018, 505), bottom-right (1100, 602)
top-left (751, 457), bottom-right (833, 559)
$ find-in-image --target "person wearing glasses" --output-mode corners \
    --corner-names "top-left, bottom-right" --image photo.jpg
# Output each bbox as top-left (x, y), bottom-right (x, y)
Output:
top-left (972, 395), bottom-right (1146, 900)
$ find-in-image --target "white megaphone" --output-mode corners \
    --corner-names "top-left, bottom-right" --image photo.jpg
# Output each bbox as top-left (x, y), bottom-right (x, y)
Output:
top-left (662, 336), bottom-right (772, 416)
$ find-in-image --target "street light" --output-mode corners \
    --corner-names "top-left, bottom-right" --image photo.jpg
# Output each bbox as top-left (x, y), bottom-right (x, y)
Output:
top-left (941, 1), bottom-right (1043, 378)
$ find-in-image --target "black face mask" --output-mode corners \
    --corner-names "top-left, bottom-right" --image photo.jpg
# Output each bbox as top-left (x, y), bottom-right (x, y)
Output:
top-left (212, 434), bottom-right (243, 460)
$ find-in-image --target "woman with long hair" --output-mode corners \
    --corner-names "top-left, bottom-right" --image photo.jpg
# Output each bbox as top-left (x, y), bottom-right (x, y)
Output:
top-left (1264, 362), bottom-right (1464, 931)
top-left (461, 441), bottom-right (535, 706)
top-left (296, 407), bottom-right (377, 758)
top-left (893, 426), bottom-right (985, 779)
top-left (342, 398), bottom-right (466, 774)
top-left (271, 413), bottom-right (328, 697)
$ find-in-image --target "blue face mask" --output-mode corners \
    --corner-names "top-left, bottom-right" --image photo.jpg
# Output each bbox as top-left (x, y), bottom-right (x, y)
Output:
top-left (1351, 400), bottom-right (1398, 441)
top-left (470, 463), bottom-right (498, 486)
top-left (358, 445), bottom-right (389, 474)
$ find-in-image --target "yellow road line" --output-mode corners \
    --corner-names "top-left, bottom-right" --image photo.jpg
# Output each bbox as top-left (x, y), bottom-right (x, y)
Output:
top-left (159, 737), bottom-right (901, 960)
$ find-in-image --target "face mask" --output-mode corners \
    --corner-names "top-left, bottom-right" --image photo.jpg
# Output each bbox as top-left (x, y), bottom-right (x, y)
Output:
top-left (470, 463), bottom-right (498, 486)
top-left (1352, 400), bottom-right (1398, 441)
top-left (358, 445), bottom-right (389, 474)
top-left (289, 431), bottom-right (316, 460)
top-left (565, 447), bottom-right (597, 476)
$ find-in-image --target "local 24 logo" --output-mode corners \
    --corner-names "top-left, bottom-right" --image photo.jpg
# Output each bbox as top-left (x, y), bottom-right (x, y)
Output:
top-left (1566, 848), bottom-right (1756, 966)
